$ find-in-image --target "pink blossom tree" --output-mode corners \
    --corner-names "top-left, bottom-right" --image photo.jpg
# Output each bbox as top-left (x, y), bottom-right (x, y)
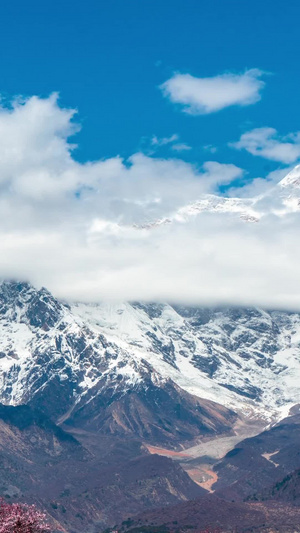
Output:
top-left (0, 499), bottom-right (51, 533)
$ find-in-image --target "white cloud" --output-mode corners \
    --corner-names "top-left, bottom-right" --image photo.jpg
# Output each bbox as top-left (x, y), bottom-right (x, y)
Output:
top-left (171, 143), bottom-right (191, 152)
top-left (0, 93), bottom-right (300, 310)
top-left (227, 167), bottom-right (292, 198)
top-left (231, 127), bottom-right (300, 163)
top-left (160, 69), bottom-right (266, 114)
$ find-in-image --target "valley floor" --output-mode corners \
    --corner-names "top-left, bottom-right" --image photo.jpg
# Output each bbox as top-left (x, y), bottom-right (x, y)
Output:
top-left (146, 416), bottom-right (266, 490)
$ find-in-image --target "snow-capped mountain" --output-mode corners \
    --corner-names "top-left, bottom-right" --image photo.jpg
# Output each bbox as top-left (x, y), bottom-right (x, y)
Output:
top-left (1, 280), bottom-right (300, 444)
top-left (280, 165), bottom-right (300, 189)
top-left (135, 195), bottom-right (260, 229)
top-left (277, 164), bottom-right (300, 212)
top-left (70, 302), bottom-right (300, 421)
top-left (135, 164), bottom-right (300, 229)
top-left (0, 281), bottom-right (237, 447)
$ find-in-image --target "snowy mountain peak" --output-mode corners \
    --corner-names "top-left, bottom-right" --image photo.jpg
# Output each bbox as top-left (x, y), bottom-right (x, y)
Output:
top-left (135, 194), bottom-right (260, 229)
top-left (135, 165), bottom-right (300, 231)
top-left (0, 280), bottom-right (64, 330)
top-left (279, 164), bottom-right (300, 188)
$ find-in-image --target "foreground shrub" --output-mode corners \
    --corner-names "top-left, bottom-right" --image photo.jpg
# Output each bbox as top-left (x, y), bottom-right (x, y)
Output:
top-left (0, 499), bottom-right (51, 533)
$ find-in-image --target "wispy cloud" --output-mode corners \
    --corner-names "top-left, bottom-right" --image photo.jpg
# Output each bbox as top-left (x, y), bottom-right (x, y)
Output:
top-left (203, 144), bottom-right (217, 154)
top-left (171, 143), bottom-right (191, 152)
top-left (160, 69), bottom-right (266, 114)
top-left (231, 127), bottom-right (300, 164)
top-left (151, 133), bottom-right (179, 147)
top-left (150, 134), bottom-right (191, 152)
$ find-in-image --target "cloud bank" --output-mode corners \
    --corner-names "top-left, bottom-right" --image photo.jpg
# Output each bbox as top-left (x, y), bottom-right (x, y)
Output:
top-left (160, 69), bottom-right (266, 114)
top-left (0, 93), bottom-right (300, 310)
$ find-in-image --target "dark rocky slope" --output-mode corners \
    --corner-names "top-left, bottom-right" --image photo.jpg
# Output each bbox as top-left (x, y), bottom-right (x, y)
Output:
top-left (107, 496), bottom-right (300, 533)
top-left (0, 403), bottom-right (204, 532)
top-left (213, 413), bottom-right (300, 500)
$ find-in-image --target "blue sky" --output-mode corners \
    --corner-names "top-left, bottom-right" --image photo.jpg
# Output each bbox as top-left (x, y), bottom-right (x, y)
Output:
top-left (0, 0), bottom-right (299, 184)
